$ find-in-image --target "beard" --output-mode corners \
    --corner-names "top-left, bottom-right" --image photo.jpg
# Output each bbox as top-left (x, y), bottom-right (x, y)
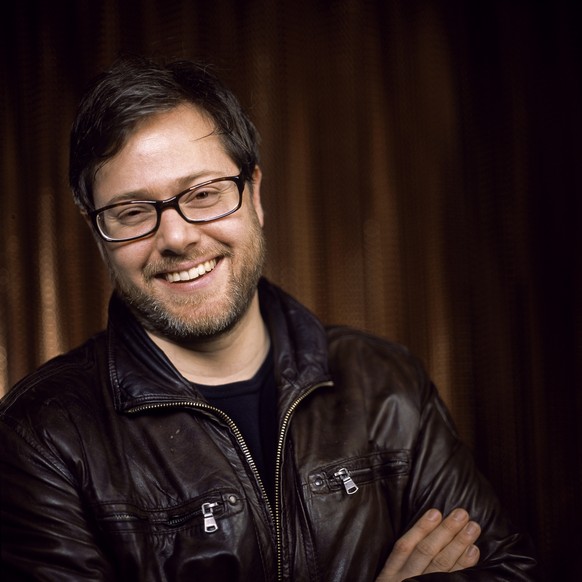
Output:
top-left (106, 217), bottom-right (266, 344)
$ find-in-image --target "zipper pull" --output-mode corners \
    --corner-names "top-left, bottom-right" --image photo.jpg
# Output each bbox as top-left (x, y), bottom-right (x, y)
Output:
top-left (334, 467), bottom-right (359, 495)
top-left (202, 502), bottom-right (219, 533)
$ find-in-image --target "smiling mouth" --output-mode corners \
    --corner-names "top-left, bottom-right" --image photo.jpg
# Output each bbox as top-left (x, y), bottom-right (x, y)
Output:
top-left (164, 259), bottom-right (218, 283)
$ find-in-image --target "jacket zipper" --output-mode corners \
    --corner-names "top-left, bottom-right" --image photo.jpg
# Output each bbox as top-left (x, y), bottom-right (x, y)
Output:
top-left (273, 381), bottom-right (333, 581)
top-left (127, 381), bottom-right (333, 582)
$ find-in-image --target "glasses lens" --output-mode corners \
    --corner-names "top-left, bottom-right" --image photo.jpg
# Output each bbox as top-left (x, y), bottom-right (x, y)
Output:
top-left (97, 203), bottom-right (157, 241)
top-left (179, 179), bottom-right (241, 221)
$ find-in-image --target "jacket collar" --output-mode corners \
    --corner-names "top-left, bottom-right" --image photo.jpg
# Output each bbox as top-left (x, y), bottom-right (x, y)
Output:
top-left (107, 278), bottom-right (331, 412)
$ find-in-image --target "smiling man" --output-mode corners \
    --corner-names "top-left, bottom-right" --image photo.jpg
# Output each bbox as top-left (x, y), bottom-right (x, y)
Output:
top-left (0, 56), bottom-right (536, 581)
top-left (91, 104), bottom-right (269, 383)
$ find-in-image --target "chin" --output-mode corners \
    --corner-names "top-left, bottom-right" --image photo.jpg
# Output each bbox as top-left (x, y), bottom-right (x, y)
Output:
top-left (122, 283), bottom-right (256, 343)
top-left (144, 305), bottom-right (248, 342)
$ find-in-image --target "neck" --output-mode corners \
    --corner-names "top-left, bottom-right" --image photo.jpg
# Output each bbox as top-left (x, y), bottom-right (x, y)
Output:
top-left (146, 293), bottom-right (270, 386)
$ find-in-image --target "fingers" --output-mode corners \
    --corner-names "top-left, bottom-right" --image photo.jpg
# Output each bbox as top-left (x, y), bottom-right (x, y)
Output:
top-left (376, 508), bottom-right (481, 582)
top-left (451, 542), bottom-right (480, 571)
top-left (378, 508), bottom-right (444, 578)
top-left (422, 510), bottom-right (481, 573)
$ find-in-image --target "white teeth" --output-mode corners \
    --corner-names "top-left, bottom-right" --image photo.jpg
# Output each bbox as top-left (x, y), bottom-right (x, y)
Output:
top-left (165, 259), bottom-right (217, 283)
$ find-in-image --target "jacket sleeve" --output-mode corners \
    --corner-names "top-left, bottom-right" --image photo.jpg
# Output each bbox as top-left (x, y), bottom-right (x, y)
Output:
top-left (402, 380), bottom-right (537, 580)
top-left (0, 415), bottom-right (114, 581)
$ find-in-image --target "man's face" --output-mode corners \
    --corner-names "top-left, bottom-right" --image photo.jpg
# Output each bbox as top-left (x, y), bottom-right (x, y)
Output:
top-left (92, 104), bottom-right (266, 342)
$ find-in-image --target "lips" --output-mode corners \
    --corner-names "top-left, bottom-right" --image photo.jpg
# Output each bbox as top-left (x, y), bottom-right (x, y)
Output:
top-left (163, 259), bottom-right (217, 283)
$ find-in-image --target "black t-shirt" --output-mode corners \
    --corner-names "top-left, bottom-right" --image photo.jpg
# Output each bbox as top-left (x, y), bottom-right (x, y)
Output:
top-left (196, 348), bottom-right (277, 505)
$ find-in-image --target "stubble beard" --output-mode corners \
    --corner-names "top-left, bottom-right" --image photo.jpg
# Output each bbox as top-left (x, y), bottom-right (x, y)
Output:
top-left (107, 222), bottom-right (267, 344)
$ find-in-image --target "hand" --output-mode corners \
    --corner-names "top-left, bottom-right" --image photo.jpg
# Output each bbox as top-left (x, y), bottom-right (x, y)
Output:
top-left (375, 508), bottom-right (481, 582)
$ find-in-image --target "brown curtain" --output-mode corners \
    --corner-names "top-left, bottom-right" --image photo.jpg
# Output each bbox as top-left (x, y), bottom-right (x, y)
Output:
top-left (2, 0), bottom-right (580, 578)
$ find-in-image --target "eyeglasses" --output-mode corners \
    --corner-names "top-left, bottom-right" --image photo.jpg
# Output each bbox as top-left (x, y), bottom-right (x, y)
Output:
top-left (89, 174), bottom-right (244, 242)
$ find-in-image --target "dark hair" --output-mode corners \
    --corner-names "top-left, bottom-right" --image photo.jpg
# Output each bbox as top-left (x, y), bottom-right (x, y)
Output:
top-left (69, 55), bottom-right (260, 211)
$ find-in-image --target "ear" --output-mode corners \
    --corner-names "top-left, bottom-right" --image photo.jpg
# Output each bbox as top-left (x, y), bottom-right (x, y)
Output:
top-left (250, 165), bottom-right (265, 227)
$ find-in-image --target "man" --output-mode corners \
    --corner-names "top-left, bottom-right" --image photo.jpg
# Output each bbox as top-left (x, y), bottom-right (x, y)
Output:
top-left (0, 55), bottom-right (535, 581)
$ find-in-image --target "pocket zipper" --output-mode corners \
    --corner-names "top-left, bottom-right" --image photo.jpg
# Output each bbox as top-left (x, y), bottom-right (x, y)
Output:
top-left (333, 467), bottom-right (359, 495)
top-left (202, 502), bottom-right (219, 533)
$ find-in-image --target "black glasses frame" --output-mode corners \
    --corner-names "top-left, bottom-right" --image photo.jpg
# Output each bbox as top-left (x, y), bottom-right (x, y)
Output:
top-left (89, 174), bottom-right (244, 242)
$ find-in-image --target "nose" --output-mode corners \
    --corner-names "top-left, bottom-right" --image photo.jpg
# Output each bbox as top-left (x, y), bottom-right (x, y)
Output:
top-left (154, 207), bottom-right (202, 255)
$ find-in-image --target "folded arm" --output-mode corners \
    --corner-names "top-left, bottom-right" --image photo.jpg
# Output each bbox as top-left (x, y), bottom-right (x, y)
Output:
top-left (377, 383), bottom-right (537, 580)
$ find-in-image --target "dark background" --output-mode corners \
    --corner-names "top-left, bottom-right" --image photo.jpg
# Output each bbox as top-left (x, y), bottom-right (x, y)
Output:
top-left (1, 1), bottom-right (580, 578)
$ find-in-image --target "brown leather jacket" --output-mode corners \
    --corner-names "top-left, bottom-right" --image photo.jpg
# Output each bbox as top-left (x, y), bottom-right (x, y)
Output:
top-left (0, 279), bottom-right (536, 581)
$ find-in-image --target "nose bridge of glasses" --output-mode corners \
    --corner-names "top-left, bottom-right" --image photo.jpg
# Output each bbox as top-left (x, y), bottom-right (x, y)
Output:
top-left (158, 192), bottom-right (181, 212)
top-left (153, 194), bottom-right (191, 230)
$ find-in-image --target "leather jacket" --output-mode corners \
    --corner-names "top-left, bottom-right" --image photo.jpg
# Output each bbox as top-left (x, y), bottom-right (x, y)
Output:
top-left (0, 278), bottom-right (536, 581)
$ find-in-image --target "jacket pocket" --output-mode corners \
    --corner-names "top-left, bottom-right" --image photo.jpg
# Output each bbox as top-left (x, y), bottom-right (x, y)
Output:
top-left (303, 451), bottom-right (410, 582)
top-left (93, 488), bottom-right (243, 535)
top-left (90, 488), bottom-right (269, 580)
top-left (307, 450), bottom-right (409, 496)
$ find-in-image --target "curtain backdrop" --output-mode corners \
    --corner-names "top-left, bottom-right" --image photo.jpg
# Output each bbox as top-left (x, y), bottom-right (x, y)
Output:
top-left (2, 0), bottom-right (580, 578)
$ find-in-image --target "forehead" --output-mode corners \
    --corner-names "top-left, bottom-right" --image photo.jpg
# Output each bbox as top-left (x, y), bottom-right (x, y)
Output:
top-left (93, 105), bottom-right (236, 205)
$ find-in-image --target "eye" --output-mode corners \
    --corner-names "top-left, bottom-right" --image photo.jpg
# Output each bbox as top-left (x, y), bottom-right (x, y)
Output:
top-left (182, 186), bottom-right (221, 208)
top-left (110, 203), bottom-right (154, 225)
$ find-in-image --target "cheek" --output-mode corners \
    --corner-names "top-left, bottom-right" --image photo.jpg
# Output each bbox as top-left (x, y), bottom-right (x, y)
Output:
top-left (104, 244), bottom-right (150, 278)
